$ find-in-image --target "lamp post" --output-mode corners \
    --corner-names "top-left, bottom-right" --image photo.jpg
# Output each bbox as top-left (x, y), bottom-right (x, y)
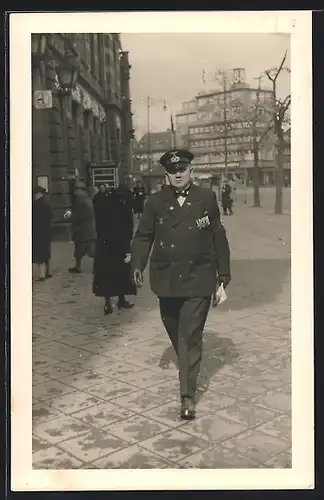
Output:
top-left (146, 97), bottom-right (167, 193)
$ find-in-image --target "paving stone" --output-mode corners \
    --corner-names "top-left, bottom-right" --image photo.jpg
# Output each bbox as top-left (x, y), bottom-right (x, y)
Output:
top-left (33, 401), bottom-right (66, 424)
top-left (264, 448), bottom-right (292, 468)
top-left (103, 414), bottom-right (170, 444)
top-left (140, 428), bottom-right (210, 463)
top-left (215, 403), bottom-right (279, 429)
top-left (178, 445), bottom-right (260, 469)
top-left (85, 380), bottom-right (140, 401)
top-left (45, 390), bottom-right (103, 415)
top-left (222, 429), bottom-right (289, 464)
top-left (32, 373), bottom-right (52, 386)
top-left (253, 390), bottom-right (291, 414)
top-left (58, 370), bottom-right (112, 391)
top-left (33, 446), bottom-right (84, 469)
top-left (58, 428), bottom-right (127, 463)
top-left (179, 413), bottom-right (247, 444)
top-left (256, 414), bottom-right (291, 442)
top-left (33, 380), bottom-right (78, 402)
top-left (33, 414), bottom-right (90, 444)
top-left (90, 444), bottom-right (176, 469)
top-left (111, 389), bottom-right (172, 414)
top-left (115, 368), bottom-right (173, 390)
top-left (33, 362), bottom-right (85, 380)
top-left (94, 360), bottom-right (144, 379)
top-left (71, 401), bottom-right (136, 427)
top-left (33, 354), bottom-right (63, 369)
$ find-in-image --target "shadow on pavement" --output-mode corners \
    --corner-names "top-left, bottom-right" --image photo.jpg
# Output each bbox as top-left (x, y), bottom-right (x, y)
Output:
top-left (219, 258), bottom-right (290, 312)
top-left (159, 331), bottom-right (238, 403)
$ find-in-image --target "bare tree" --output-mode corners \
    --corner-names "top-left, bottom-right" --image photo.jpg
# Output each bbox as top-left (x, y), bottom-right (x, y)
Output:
top-left (264, 51), bottom-right (291, 214)
top-left (243, 76), bottom-right (275, 208)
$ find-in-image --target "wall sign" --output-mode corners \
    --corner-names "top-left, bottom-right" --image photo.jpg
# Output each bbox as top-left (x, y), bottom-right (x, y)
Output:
top-left (34, 90), bottom-right (53, 109)
top-left (37, 175), bottom-right (49, 192)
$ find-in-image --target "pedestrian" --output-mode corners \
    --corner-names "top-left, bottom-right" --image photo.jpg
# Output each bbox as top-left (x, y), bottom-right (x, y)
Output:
top-left (131, 149), bottom-right (231, 420)
top-left (32, 186), bottom-right (53, 281)
top-left (64, 182), bottom-right (97, 274)
top-left (221, 180), bottom-right (233, 215)
top-left (93, 185), bottom-right (137, 315)
top-left (133, 180), bottom-right (147, 220)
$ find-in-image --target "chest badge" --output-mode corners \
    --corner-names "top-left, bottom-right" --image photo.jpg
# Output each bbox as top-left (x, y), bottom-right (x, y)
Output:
top-left (169, 206), bottom-right (174, 211)
top-left (196, 215), bottom-right (211, 230)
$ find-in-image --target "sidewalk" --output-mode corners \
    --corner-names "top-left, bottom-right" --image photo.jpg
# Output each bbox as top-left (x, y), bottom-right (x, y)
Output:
top-left (32, 190), bottom-right (291, 469)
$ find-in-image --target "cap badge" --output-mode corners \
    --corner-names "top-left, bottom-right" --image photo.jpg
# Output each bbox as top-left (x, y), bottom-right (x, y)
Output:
top-left (170, 151), bottom-right (180, 163)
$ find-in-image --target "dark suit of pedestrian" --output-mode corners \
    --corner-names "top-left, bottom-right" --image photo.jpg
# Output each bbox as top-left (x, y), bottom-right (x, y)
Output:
top-left (131, 183), bottom-right (230, 399)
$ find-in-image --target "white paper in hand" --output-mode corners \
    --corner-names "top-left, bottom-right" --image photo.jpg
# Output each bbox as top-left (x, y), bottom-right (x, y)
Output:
top-left (215, 283), bottom-right (227, 305)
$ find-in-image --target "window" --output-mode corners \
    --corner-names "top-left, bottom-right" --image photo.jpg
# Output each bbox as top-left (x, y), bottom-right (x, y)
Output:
top-left (232, 107), bottom-right (241, 116)
top-left (105, 53), bottom-right (111, 68)
top-left (104, 34), bottom-right (112, 48)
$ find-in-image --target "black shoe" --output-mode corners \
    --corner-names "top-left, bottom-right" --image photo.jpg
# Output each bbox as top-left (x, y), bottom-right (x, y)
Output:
top-left (117, 300), bottom-right (134, 310)
top-left (69, 267), bottom-right (81, 274)
top-left (45, 274), bottom-right (53, 279)
top-left (104, 304), bottom-right (113, 315)
top-left (180, 397), bottom-right (196, 420)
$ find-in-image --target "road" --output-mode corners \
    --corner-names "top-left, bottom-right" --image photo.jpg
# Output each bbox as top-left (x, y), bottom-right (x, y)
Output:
top-left (32, 187), bottom-right (291, 469)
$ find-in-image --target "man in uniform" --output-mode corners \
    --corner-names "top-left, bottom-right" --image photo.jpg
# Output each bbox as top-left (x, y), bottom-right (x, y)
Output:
top-left (131, 149), bottom-right (231, 420)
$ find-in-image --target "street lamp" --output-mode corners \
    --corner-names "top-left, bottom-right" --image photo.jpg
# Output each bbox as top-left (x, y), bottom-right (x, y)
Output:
top-left (55, 49), bottom-right (79, 95)
top-left (147, 97), bottom-right (167, 193)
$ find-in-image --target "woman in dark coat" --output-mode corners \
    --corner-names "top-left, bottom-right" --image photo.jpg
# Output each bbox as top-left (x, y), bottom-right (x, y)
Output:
top-left (32, 186), bottom-right (53, 281)
top-left (93, 186), bottom-right (137, 315)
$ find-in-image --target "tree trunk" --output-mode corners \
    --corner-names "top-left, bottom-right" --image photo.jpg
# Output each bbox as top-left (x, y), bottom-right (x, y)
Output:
top-left (253, 146), bottom-right (261, 207)
top-left (274, 132), bottom-right (284, 214)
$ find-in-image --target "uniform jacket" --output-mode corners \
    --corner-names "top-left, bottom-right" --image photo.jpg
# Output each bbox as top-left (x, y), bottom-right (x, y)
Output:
top-left (131, 184), bottom-right (231, 297)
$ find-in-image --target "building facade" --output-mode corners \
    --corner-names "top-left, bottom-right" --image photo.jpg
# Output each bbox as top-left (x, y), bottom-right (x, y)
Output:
top-left (32, 33), bottom-right (134, 239)
top-left (132, 131), bottom-right (174, 189)
top-left (175, 69), bottom-right (291, 186)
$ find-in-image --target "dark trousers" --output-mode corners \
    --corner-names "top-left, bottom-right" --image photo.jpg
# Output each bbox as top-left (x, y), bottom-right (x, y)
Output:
top-left (159, 296), bottom-right (211, 399)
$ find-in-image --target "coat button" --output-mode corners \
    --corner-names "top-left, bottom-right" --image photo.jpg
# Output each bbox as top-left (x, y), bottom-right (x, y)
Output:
top-left (179, 274), bottom-right (183, 278)
top-left (188, 226), bottom-right (192, 230)
top-left (171, 244), bottom-right (175, 248)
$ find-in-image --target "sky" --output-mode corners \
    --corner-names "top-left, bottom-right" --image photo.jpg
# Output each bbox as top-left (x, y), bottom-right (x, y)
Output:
top-left (121, 33), bottom-right (291, 140)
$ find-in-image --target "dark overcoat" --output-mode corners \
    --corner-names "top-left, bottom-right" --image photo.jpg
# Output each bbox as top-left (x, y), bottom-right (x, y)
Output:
top-left (133, 186), bottom-right (147, 214)
top-left (71, 193), bottom-right (97, 246)
top-left (131, 184), bottom-right (230, 297)
top-left (32, 196), bottom-right (53, 264)
top-left (221, 184), bottom-right (232, 206)
top-left (93, 192), bottom-right (137, 298)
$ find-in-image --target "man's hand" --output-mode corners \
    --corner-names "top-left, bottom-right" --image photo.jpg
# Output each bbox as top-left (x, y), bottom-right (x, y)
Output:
top-left (133, 269), bottom-right (144, 287)
top-left (217, 274), bottom-right (231, 288)
top-left (124, 253), bottom-right (131, 264)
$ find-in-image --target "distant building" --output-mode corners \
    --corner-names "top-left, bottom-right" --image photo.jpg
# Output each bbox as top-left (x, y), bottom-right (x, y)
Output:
top-left (175, 68), bottom-right (291, 186)
top-left (132, 130), bottom-right (174, 188)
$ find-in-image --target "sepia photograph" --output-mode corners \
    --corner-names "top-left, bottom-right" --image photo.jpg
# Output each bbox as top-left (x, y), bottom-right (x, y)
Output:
top-left (10, 11), bottom-right (313, 491)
